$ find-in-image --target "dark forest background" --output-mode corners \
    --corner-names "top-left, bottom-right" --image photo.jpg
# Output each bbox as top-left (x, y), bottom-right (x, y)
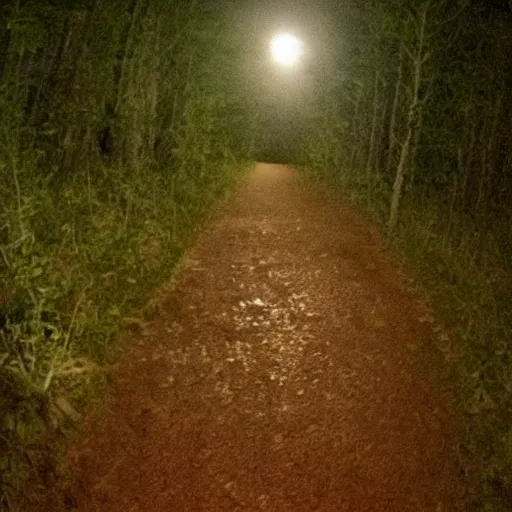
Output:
top-left (294, 1), bottom-right (512, 509)
top-left (0, 0), bottom-right (511, 509)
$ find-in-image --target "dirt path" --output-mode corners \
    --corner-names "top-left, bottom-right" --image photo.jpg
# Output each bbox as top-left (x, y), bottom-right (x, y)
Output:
top-left (66, 164), bottom-right (464, 511)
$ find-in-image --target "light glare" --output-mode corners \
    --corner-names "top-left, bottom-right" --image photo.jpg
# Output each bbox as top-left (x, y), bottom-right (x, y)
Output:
top-left (271, 33), bottom-right (303, 67)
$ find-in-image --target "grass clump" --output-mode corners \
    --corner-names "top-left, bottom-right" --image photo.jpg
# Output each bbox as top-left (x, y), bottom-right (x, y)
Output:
top-left (300, 164), bottom-right (512, 510)
top-left (394, 195), bottom-right (512, 510)
top-left (0, 155), bottom-right (247, 510)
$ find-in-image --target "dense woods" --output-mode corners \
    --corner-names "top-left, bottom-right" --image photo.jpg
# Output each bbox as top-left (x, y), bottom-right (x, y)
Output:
top-left (299, 0), bottom-right (512, 507)
top-left (0, 1), bottom-right (251, 508)
top-left (1, 0), bottom-right (512, 509)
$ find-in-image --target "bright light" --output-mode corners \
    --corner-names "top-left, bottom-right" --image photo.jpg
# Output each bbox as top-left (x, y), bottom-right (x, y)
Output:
top-left (270, 33), bottom-right (303, 67)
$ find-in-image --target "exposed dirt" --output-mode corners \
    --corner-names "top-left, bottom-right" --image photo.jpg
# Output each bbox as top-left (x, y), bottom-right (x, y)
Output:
top-left (65, 164), bottom-right (465, 511)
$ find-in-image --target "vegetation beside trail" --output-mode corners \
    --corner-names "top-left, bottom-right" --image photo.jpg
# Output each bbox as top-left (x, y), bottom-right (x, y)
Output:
top-left (298, 1), bottom-right (512, 509)
top-left (0, 1), bottom-right (251, 509)
top-left (2, 0), bottom-right (512, 509)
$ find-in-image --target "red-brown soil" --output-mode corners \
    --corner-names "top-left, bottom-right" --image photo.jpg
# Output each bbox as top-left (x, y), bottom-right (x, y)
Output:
top-left (65, 164), bottom-right (465, 511)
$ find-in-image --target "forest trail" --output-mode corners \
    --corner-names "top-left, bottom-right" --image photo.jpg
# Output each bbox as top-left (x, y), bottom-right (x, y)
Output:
top-left (66, 164), bottom-right (464, 511)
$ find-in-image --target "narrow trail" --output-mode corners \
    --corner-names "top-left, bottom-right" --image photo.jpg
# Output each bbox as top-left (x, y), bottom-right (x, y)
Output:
top-left (67, 164), bottom-right (464, 511)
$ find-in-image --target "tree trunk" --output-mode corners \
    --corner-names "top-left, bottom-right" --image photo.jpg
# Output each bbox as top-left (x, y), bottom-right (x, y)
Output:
top-left (348, 87), bottom-right (362, 170)
top-left (388, 122), bottom-right (413, 234)
top-left (366, 69), bottom-right (380, 207)
top-left (386, 46), bottom-right (403, 175)
top-left (388, 4), bottom-right (429, 235)
top-left (114, 0), bottom-right (149, 115)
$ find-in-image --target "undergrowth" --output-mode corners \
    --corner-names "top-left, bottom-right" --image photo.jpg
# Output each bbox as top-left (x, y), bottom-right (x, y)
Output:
top-left (395, 194), bottom-right (512, 511)
top-left (0, 157), bottom-right (246, 510)
top-left (301, 165), bottom-right (512, 511)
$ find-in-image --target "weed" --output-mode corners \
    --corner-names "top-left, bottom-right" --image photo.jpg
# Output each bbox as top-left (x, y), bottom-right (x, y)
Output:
top-left (0, 156), bottom-right (248, 509)
top-left (300, 166), bottom-right (512, 510)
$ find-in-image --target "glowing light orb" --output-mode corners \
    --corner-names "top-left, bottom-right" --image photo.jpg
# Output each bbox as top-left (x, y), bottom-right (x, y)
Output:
top-left (270, 33), bottom-right (303, 67)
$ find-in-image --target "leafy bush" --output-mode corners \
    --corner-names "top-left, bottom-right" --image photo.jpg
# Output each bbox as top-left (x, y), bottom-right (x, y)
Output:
top-left (0, 154), bottom-right (246, 508)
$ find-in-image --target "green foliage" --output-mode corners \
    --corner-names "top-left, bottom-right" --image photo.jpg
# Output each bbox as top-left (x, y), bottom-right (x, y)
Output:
top-left (300, 0), bottom-right (512, 508)
top-left (0, 155), bottom-right (245, 508)
top-left (393, 195), bottom-right (512, 510)
top-left (0, 0), bottom-right (251, 509)
top-left (0, 161), bottom-right (245, 510)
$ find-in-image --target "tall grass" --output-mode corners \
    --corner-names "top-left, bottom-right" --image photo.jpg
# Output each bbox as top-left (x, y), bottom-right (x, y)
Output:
top-left (395, 193), bottom-right (512, 510)
top-left (0, 153), bottom-right (246, 509)
top-left (299, 161), bottom-right (512, 510)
